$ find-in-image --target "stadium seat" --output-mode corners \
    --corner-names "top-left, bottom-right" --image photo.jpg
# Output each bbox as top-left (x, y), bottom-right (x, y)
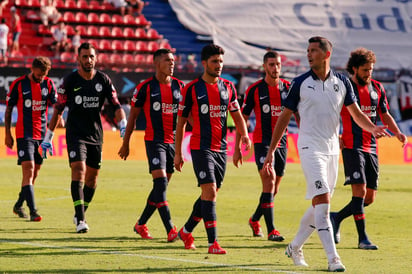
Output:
top-left (66, 25), bottom-right (75, 36)
top-left (88, 13), bottom-right (100, 24)
top-left (89, 0), bottom-right (103, 11)
top-left (112, 14), bottom-right (124, 25)
top-left (99, 26), bottom-right (111, 38)
top-left (136, 14), bottom-right (150, 26)
top-left (135, 28), bottom-right (147, 39)
top-left (134, 54), bottom-right (146, 65)
top-left (135, 41), bottom-right (148, 52)
top-left (122, 54), bottom-right (134, 65)
top-left (87, 39), bottom-right (99, 49)
top-left (87, 26), bottom-right (99, 37)
top-left (111, 27), bottom-right (123, 38)
top-left (75, 12), bottom-right (88, 24)
top-left (38, 24), bottom-right (51, 35)
top-left (146, 29), bottom-right (162, 40)
top-left (55, 0), bottom-right (65, 9)
top-left (124, 40), bottom-right (136, 52)
top-left (147, 41), bottom-right (159, 52)
top-left (111, 40), bottom-right (123, 51)
top-left (77, 0), bottom-right (89, 10)
top-left (159, 40), bottom-right (173, 50)
top-left (60, 52), bottom-right (75, 63)
top-left (75, 25), bottom-right (87, 36)
top-left (124, 15), bottom-right (137, 26)
top-left (25, 10), bottom-right (40, 22)
top-left (63, 11), bottom-right (75, 23)
top-left (65, 0), bottom-right (77, 9)
top-left (110, 53), bottom-right (122, 64)
top-left (123, 28), bottom-right (135, 39)
top-left (98, 53), bottom-right (110, 64)
top-left (27, 0), bottom-right (41, 7)
top-left (100, 13), bottom-right (112, 25)
top-left (145, 54), bottom-right (153, 65)
top-left (15, 0), bottom-right (28, 7)
top-left (99, 39), bottom-right (111, 51)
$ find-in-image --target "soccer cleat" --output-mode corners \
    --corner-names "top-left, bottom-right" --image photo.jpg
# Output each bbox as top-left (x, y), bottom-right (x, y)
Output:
top-left (30, 211), bottom-right (42, 222)
top-left (285, 243), bottom-right (308, 267)
top-left (133, 223), bottom-right (153, 239)
top-left (208, 241), bottom-right (227, 254)
top-left (328, 257), bottom-right (346, 272)
top-left (167, 226), bottom-right (178, 242)
top-left (358, 240), bottom-right (378, 250)
top-left (76, 220), bottom-right (89, 233)
top-left (268, 229), bottom-right (285, 242)
top-left (13, 206), bottom-right (28, 218)
top-left (178, 227), bottom-right (196, 249)
top-left (248, 217), bottom-right (263, 237)
top-left (330, 212), bottom-right (341, 244)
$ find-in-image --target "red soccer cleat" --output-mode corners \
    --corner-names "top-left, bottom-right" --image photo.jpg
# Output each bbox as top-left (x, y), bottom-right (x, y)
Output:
top-left (208, 241), bottom-right (227, 254)
top-left (178, 227), bottom-right (196, 249)
top-left (167, 226), bottom-right (178, 242)
top-left (134, 223), bottom-right (153, 239)
top-left (249, 217), bottom-right (263, 237)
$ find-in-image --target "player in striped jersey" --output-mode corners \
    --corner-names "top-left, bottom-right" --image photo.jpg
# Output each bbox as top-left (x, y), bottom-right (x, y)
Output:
top-left (330, 48), bottom-right (407, 250)
top-left (5, 56), bottom-right (56, 222)
top-left (118, 49), bottom-right (184, 242)
top-left (236, 51), bottom-right (291, 242)
top-left (174, 44), bottom-right (251, 254)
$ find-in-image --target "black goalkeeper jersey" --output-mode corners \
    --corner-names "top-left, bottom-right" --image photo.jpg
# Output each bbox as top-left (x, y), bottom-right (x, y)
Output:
top-left (55, 70), bottom-right (121, 145)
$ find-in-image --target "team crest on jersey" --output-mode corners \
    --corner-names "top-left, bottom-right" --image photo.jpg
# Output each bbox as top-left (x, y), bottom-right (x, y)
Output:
top-left (75, 95), bottom-right (82, 104)
top-left (24, 99), bottom-right (32, 108)
top-left (95, 83), bottom-right (103, 92)
top-left (200, 104), bottom-right (209, 114)
top-left (370, 91), bottom-right (378, 100)
top-left (315, 180), bottom-right (323, 189)
top-left (41, 88), bottom-right (48, 96)
top-left (153, 102), bottom-right (161, 111)
top-left (281, 91), bottom-right (288, 100)
top-left (57, 87), bottom-right (65, 94)
top-left (333, 84), bottom-right (339, 92)
top-left (69, 151), bottom-right (76, 158)
top-left (220, 90), bottom-right (229, 100)
top-left (259, 156), bottom-right (265, 164)
top-left (262, 104), bottom-right (270, 113)
top-left (199, 171), bottom-right (206, 179)
top-left (353, 171), bottom-right (361, 179)
top-left (173, 89), bottom-right (180, 99)
top-left (152, 157), bottom-right (160, 165)
top-left (19, 150), bottom-right (25, 157)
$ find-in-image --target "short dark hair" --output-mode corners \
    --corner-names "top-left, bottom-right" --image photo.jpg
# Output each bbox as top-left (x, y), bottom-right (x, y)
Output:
top-left (308, 36), bottom-right (332, 52)
top-left (346, 47), bottom-right (376, 75)
top-left (263, 50), bottom-right (280, 63)
top-left (78, 42), bottom-right (96, 55)
top-left (153, 48), bottom-right (173, 61)
top-left (201, 44), bottom-right (224, 61)
top-left (32, 56), bottom-right (51, 72)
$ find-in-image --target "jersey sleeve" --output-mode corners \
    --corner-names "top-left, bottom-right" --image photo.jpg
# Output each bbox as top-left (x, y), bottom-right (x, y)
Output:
top-left (105, 76), bottom-right (121, 111)
top-left (179, 84), bottom-right (193, 118)
top-left (343, 76), bottom-right (357, 106)
top-left (131, 82), bottom-right (147, 108)
top-left (55, 76), bottom-right (69, 112)
top-left (376, 81), bottom-right (389, 115)
top-left (228, 82), bottom-right (240, 112)
top-left (47, 78), bottom-right (58, 105)
top-left (6, 79), bottom-right (19, 107)
top-left (283, 79), bottom-right (300, 112)
top-left (242, 85), bottom-right (255, 116)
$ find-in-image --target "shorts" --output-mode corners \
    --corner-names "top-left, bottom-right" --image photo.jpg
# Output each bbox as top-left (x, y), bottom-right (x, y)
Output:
top-left (16, 139), bottom-right (43, 165)
top-left (342, 148), bottom-right (379, 190)
top-left (191, 149), bottom-right (226, 188)
top-left (145, 141), bottom-right (175, 174)
top-left (0, 48), bottom-right (6, 57)
top-left (299, 148), bottom-right (339, 200)
top-left (254, 143), bottom-right (287, 176)
top-left (67, 141), bottom-right (102, 169)
top-left (13, 32), bottom-right (21, 42)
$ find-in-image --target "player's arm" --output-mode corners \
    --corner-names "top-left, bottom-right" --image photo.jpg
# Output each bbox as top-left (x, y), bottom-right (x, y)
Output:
top-left (114, 106), bottom-right (127, 138)
top-left (4, 105), bottom-right (14, 149)
top-left (118, 107), bottom-right (141, 160)
top-left (233, 113), bottom-right (249, 167)
top-left (380, 112), bottom-right (407, 147)
top-left (174, 115), bottom-right (188, 172)
top-left (346, 103), bottom-right (390, 139)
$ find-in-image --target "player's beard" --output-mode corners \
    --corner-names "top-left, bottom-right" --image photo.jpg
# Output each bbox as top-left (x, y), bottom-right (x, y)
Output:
top-left (356, 74), bottom-right (370, 86)
top-left (32, 74), bottom-right (42, 83)
top-left (81, 62), bottom-right (94, 72)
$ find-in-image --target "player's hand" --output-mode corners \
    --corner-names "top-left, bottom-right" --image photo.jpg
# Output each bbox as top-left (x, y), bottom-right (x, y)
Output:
top-left (174, 153), bottom-right (184, 172)
top-left (339, 135), bottom-right (345, 150)
top-left (41, 129), bottom-right (54, 159)
top-left (372, 125), bottom-right (390, 139)
top-left (396, 132), bottom-right (408, 148)
top-left (118, 119), bottom-right (127, 138)
top-left (118, 144), bottom-right (129, 160)
top-left (233, 148), bottom-right (242, 168)
top-left (5, 134), bottom-right (14, 149)
top-left (263, 152), bottom-right (274, 176)
top-left (241, 135), bottom-right (251, 151)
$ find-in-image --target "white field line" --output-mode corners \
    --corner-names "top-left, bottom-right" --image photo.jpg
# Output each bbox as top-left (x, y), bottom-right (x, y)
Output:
top-left (0, 195), bottom-right (70, 204)
top-left (1, 240), bottom-right (300, 274)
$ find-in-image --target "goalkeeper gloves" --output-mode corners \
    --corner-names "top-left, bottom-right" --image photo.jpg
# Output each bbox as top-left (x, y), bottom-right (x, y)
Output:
top-left (41, 129), bottom-right (54, 159)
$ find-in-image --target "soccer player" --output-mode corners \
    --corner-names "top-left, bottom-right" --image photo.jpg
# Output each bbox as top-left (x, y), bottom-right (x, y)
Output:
top-left (174, 44), bottom-right (251, 254)
top-left (330, 48), bottom-right (407, 250)
top-left (118, 49), bottom-right (184, 241)
top-left (43, 42), bottom-right (127, 233)
top-left (5, 56), bottom-right (57, 222)
top-left (263, 36), bottom-right (390, 272)
top-left (234, 51), bottom-right (291, 241)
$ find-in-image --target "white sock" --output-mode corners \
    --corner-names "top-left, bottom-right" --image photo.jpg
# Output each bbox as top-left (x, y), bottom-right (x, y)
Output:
top-left (291, 206), bottom-right (316, 250)
top-left (314, 203), bottom-right (339, 261)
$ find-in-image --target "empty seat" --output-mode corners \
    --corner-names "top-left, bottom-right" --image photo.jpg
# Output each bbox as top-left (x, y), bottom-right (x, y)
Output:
top-left (15, 0), bottom-right (28, 7)
top-left (66, 25), bottom-right (75, 36)
top-left (146, 29), bottom-right (162, 40)
top-left (111, 27), bottom-right (123, 38)
top-left (112, 14), bottom-right (124, 25)
top-left (75, 12), bottom-right (88, 23)
top-left (147, 41), bottom-right (159, 52)
top-left (65, 0), bottom-right (77, 9)
top-left (60, 52), bottom-right (75, 63)
top-left (124, 15), bottom-right (137, 26)
top-left (77, 0), bottom-right (89, 9)
top-left (99, 26), bottom-right (111, 38)
top-left (124, 40), bottom-right (136, 52)
top-left (134, 54), bottom-right (146, 65)
top-left (99, 39), bottom-right (111, 51)
top-left (88, 13), bottom-right (100, 24)
top-left (111, 40), bottom-right (123, 51)
top-left (100, 13), bottom-right (112, 24)
top-left (89, 0), bottom-right (103, 11)
top-left (123, 27), bottom-right (135, 39)
top-left (135, 28), bottom-right (146, 39)
top-left (28, 0), bottom-right (41, 7)
top-left (75, 25), bottom-right (87, 36)
top-left (110, 53), bottom-right (122, 64)
top-left (87, 39), bottom-right (99, 49)
top-left (122, 54), bottom-right (134, 65)
top-left (38, 24), bottom-right (51, 35)
top-left (55, 0), bottom-right (65, 8)
top-left (135, 41), bottom-right (147, 52)
top-left (63, 11), bottom-right (75, 23)
top-left (87, 26), bottom-right (99, 37)
top-left (98, 53), bottom-right (110, 64)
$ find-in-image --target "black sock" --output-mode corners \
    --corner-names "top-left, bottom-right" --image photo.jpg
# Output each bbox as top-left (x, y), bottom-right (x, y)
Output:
top-left (336, 201), bottom-right (353, 224)
top-left (138, 189), bottom-right (156, 225)
top-left (261, 192), bottom-right (275, 233)
top-left (14, 188), bottom-right (25, 208)
top-left (23, 185), bottom-right (37, 214)
top-left (251, 194), bottom-right (263, 222)
top-left (83, 185), bottom-right (95, 212)
top-left (153, 177), bottom-right (173, 232)
top-left (71, 181), bottom-right (85, 223)
top-left (201, 200), bottom-right (217, 244)
top-left (184, 196), bottom-right (202, 232)
top-left (351, 196), bottom-right (368, 242)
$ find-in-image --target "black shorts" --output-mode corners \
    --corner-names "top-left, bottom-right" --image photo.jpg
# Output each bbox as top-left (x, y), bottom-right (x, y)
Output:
top-left (145, 141), bottom-right (175, 174)
top-left (342, 148), bottom-right (379, 190)
top-left (16, 139), bottom-right (43, 165)
top-left (191, 149), bottom-right (226, 188)
top-left (67, 141), bottom-right (102, 169)
top-left (254, 143), bottom-right (287, 176)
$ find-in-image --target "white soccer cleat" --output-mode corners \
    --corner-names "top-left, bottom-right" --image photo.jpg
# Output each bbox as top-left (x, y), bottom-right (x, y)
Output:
top-left (328, 257), bottom-right (345, 272)
top-left (285, 243), bottom-right (308, 267)
top-left (76, 220), bottom-right (89, 233)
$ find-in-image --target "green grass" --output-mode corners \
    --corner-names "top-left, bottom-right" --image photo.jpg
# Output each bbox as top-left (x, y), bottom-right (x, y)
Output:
top-left (0, 158), bottom-right (411, 273)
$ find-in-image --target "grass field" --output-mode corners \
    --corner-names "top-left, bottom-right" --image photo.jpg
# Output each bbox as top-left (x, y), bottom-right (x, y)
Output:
top-left (0, 158), bottom-right (411, 273)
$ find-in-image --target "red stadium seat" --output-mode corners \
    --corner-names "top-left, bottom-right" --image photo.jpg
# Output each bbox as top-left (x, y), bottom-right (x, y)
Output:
top-left (136, 14), bottom-right (149, 26)
top-left (146, 29), bottom-right (162, 40)
top-left (112, 14), bottom-right (124, 25)
top-left (88, 13), bottom-right (100, 24)
top-left (122, 54), bottom-right (134, 65)
top-left (135, 41), bottom-right (148, 52)
top-left (99, 26), bottom-right (111, 38)
top-left (124, 15), bottom-right (137, 26)
top-left (89, 0), bottom-right (103, 11)
top-left (134, 54), bottom-right (146, 65)
top-left (65, 0), bottom-right (77, 9)
top-left (98, 53), bottom-right (110, 64)
top-left (15, 0), bottom-right (28, 7)
top-left (147, 41), bottom-right (159, 52)
top-left (28, 0), bottom-right (41, 7)
top-left (77, 0), bottom-right (89, 10)
top-left (100, 13), bottom-right (112, 24)
top-left (111, 27), bottom-right (123, 38)
top-left (145, 54), bottom-right (153, 65)
top-left (26, 10), bottom-right (40, 21)
top-left (63, 11), bottom-right (76, 23)
top-left (87, 39), bottom-right (99, 49)
top-left (75, 12), bottom-right (88, 24)
top-left (38, 24), bottom-right (51, 35)
top-left (99, 39), bottom-right (111, 51)
top-left (124, 40), bottom-right (136, 52)
top-left (60, 52), bottom-right (75, 63)
top-left (111, 40), bottom-right (123, 51)
top-left (55, 0), bottom-right (65, 9)
top-left (135, 28), bottom-right (147, 39)
top-left (159, 40), bottom-right (173, 50)
top-left (110, 53), bottom-right (122, 64)
top-left (66, 25), bottom-right (75, 36)
top-left (75, 25), bottom-right (87, 36)
top-left (123, 27), bottom-right (135, 39)
top-left (87, 26), bottom-right (99, 37)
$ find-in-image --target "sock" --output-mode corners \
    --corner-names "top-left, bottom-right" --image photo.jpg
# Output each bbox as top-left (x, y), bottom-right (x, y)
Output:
top-left (251, 194), bottom-right (263, 222)
top-left (138, 189), bottom-right (156, 225)
top-left (14, 188), bottom-right (25, 208)
top-left (314, 203), bottom-right (339, 262)
top-left (152, 177), bottom-right (173, 232)
top-left (336, 201), bottom-right (352, 224)
top-left (201, 200), bottom-right (217, 244)
top-left (71, 181), bottom-right (85, 223)
top-left (291, 206), bottom-right (315, 249)
top-left (351, 196), bottom-right (368, 243)
top-left (184, 196), bottom-right (202, 232)
top-left (23, 185), bottom-right (37, 214)
top-left (83, 185), bottom-right (95, 212)
top-left (260, 192), bottom-right (275, 233)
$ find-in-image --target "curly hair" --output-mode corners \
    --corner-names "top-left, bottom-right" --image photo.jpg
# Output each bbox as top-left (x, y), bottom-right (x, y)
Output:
top-left (346, 48), bottom-right (376, 75)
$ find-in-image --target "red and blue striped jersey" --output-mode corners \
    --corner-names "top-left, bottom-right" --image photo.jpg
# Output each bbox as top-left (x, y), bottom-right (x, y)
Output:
top-left (131, 76), bottom-right (184, 143)
top-left (341, 79), bottom-right (389, 153)
top-left (178, 77), bottom-right (240, 152)
top-left (242, 78), bottom-right (290, 146)
top-left (6, 74), bottom-right (57, 140)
